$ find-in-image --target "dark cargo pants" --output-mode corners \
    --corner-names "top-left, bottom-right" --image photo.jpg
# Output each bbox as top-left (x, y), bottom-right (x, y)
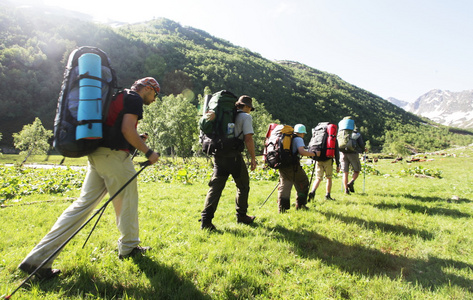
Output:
top-left (201, 154), bottom-right (250, 221)
top-left (278, 164), bottom-right (309, 211)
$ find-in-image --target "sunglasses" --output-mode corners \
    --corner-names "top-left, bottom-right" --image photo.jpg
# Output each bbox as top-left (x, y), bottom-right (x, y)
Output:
top-left (148, 86), bottom-right (159, 98)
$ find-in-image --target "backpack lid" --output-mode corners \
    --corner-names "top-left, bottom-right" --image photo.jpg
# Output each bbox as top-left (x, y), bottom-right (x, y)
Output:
top-left (338, 119), bottom-right (355, 130)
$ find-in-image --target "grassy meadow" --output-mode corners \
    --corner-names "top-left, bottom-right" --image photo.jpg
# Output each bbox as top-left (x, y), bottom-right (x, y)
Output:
top-left (1, 147), bottom-right (472, 299)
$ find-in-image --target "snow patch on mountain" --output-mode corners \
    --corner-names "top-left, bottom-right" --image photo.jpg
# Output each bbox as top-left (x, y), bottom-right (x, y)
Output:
top-left (388, 89), bottom-right (473, 129)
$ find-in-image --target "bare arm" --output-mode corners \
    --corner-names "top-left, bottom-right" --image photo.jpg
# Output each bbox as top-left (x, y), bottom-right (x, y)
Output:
top-left (244, 133), bottom-right (257, 171)
top-left (298, 146), bottom-right (316, 157)
top-left (122, 114), bottom-right (159, 164)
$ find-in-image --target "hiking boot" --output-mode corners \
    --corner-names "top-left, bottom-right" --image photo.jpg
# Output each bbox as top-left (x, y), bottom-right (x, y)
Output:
top-left (18, 262), bottom-right (61, 280)
top-left (325, 195), bottom-right (335, 200)
top-left (236, 214), bottom-right (255, 225)
top-left (278, 198), bottom-right (291, 213)
top-left (200, 219), bottom-right (217, 231)
top-left (348, 181), bottom-right (355, 193)
top-left (308, 191), bottom-right (315, 202)
top-left (295, 204), bottom-right (309, 211)
top-left (119, 246), bottom-right (151, 260)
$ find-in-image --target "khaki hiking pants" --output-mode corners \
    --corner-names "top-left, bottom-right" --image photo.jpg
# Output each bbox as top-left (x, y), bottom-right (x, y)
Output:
top-left (21, 147), bottom-right (140, 268)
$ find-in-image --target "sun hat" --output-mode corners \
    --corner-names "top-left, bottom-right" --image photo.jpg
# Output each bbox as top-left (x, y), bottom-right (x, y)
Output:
top-left (235, 95), bottom-right (255, 111)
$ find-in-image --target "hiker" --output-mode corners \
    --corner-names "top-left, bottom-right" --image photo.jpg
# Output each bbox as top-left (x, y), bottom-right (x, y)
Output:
top-left (19, 77), bottom-right (161, 279)
top-left (200, 95), bottom-right (257, 231)
top-left (277, 124), bottom-right (316, 213)
top-left (308, 142), bottom-right (340, 201)
top-left (340, 126), bottom-right (366, 194)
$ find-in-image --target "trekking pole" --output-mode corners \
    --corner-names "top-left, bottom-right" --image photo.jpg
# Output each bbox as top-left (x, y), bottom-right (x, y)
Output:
top-left (362, 152), bottom-right (366, 194)
top-left (307, 160), bottom-right (316, 202)
top-left (4, 161), bottom-right (150, 300)
top-left (259, 181), bottom-right (279, 209)
top-left (82, 160), bottom-right (150, 248)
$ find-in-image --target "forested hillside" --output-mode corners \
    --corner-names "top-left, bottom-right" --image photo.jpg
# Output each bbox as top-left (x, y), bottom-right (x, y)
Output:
top-left (1, 2), bottom-right (472, 153)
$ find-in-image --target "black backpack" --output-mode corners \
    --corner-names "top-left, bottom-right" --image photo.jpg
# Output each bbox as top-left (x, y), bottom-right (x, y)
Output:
top-left (309, 122), bottom-right (337, 161)
top-left (199, 90), bottom-right (244, 155)
top-left (53, 46), bottom-right (117, 157)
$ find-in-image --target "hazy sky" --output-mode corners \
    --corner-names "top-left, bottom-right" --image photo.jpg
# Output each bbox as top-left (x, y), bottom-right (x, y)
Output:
top-left (41, 0), bottom-right (473, 102)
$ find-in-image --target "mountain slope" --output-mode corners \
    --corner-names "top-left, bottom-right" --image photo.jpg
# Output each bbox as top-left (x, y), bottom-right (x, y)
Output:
top-left (404, 89), bottom-right (473, 129)
top-left (387, 97), bottom-right (409, 109)
top-left (0, 1), bottom-right (470, 152)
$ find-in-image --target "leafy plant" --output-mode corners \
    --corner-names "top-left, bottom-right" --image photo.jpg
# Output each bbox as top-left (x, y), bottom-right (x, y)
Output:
top-left (399, 165), bottom-right (442, 178)
top-left (0, 166), bottom-right (85, 204)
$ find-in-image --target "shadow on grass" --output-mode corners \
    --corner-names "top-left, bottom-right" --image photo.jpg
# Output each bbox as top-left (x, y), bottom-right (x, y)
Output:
top-left (31, 258), bottom-right (210, 299)
top-left (131, 256), bottom-right (211, 300)
top-left (373, 193), bottom-right (473, 203)
top-left (404, 194), bottom-right (472, 203)
top-left (269, 225), bottom-right (473, 293)
top-left (373, 203), bottom-right (471, 218)
top-left (320, 211), bottom-right (434, 240)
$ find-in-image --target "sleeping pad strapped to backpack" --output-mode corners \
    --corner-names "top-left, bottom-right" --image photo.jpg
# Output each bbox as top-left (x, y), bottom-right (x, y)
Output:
top-left (308, 122), bottom-right (337, 161)
top-left (199, 90), bottom-right (244, 155)
top-left (53, 46), bottom-right (117, 157)
top-left (263, 124), bottom-right (295, 169)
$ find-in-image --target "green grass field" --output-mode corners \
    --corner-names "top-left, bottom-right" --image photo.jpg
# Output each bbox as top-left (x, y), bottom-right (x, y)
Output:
top-left (1, 147), bottom-right (472, 299)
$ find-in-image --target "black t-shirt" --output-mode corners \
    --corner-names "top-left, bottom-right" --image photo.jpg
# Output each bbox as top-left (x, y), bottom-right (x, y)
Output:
top-left (123, 90), bottom-right (144, 120)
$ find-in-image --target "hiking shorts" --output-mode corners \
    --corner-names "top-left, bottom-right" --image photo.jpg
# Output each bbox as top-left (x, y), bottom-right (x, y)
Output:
top-left (316, 159), bottom-right (333, 179)
top-left (340, 152), bottom-right (361, 172)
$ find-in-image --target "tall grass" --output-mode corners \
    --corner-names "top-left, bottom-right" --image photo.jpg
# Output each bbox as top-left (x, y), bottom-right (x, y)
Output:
top-left (1, 147), bottom-right (472, 299)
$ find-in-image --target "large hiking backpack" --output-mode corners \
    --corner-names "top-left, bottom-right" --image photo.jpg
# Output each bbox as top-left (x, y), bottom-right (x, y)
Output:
top-left (309, 122), bottom-right (337, 160)
top-left (262, 123), bottom-right (278, 162)
top-left (100, 89), bottom-right (134, 151)
top-left (53, 46), bottom-right (117, 157)
top-left (337, 117), bottom-right (357, 153)
top-left (199, 90), bottom-right (244, 155)
top-left (264, 124), bottom-right (296, 169)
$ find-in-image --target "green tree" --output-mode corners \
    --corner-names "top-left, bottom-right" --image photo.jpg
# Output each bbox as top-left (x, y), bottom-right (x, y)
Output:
top-left (365, 140), bottom-right (371, 153)
top-left (139, 93), bottom-right (198, 160)
top-left (13, 117), bottom-right (53, 166)
top-left (385, 141), bottom-right (411, 157)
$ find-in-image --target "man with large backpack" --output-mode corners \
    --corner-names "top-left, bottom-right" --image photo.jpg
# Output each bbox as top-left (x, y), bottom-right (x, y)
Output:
top-left (19, 77), bottom-right (161, 279)
top-left (277, 124), bottom-right (316, 213)
top-left (308, 123), bottom-right (341, 201)
top-left (337, 116), bottom-right (366, 194)
top-left (200, 95), bottom-right (257, 231)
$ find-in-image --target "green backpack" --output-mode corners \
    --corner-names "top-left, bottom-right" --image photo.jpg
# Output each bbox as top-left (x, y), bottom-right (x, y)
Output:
top-left (199, 90), bottom-right (244, 155)
top-left (337, 117), bottom-right (358, 153)
top-left (337, 129), bottom-right (355, 153)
